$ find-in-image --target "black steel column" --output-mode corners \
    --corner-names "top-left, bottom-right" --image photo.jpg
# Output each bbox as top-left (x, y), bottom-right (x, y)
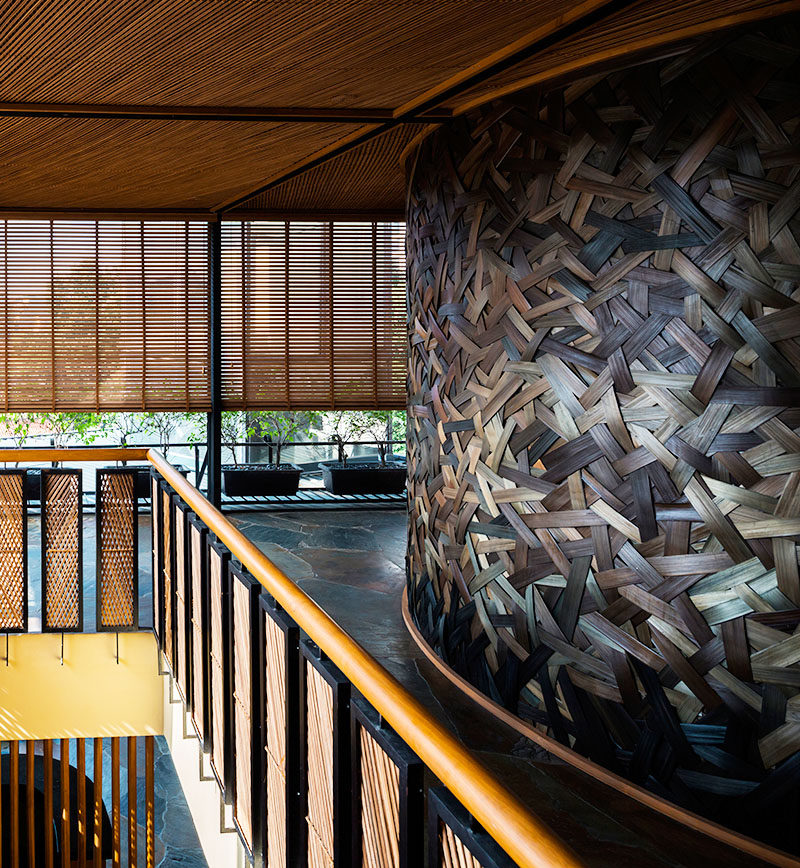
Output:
top-left (207, 220), bottom-right (222, 508)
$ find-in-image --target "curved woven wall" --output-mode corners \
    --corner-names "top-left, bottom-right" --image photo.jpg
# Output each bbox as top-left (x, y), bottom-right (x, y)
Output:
top-left (407, 24), bottom-right (800, 851)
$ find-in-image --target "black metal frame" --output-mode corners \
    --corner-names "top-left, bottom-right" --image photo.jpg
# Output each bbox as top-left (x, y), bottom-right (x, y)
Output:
top-left (207, 220), bottom-right (222, 510)
top-left (95, 468), bottom-right (139, 632)
top-left (229, 563), bottom-right (264, 861)
top-left (158, 479), bottom-right (176, 671)
top-left (258, 593), bottom-right (302, 867)
top-left (0, 469), bottom-right (28, 633)
top-left (427, 788), bottom-right (516, 868)
top-left (173, 496), bottom-right (193, 703)
top-left (208, 537), bottom-right (234, 803)
top-left (41, 468), bottom-right (83, 633)
top-left (188, 513), bottom-right (211, 750)
top-left (350, 696), bottom-right (424, 868)
top-left (301, 639), bottom-right (352, 867)
top-left (150, 470), bottom-right (164, 643)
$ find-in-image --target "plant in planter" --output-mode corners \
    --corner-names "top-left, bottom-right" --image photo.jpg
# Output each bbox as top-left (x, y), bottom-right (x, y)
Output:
top-left (318, 410), bottom-right (407, 495)
top-left (222, 410), bottom-right (318, 497)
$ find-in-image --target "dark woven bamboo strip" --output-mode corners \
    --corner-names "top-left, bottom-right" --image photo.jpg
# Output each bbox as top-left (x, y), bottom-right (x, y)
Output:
top-left (407, 21), bottom-right (800, 854)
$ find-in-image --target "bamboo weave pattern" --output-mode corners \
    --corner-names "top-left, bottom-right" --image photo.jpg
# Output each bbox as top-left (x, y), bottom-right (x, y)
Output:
top-left (0, 473), bottom-right (25, 630)
top-left (407, 25), bottom-right (800, 847)
top-left (98, 471), bottom-right (136, 629)
top-left (43, 472), bottom-right (81, 630)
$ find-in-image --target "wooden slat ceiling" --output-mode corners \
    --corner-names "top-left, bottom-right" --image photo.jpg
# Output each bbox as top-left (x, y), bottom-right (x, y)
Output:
top-left (0, 0), bottom-right (796, 217)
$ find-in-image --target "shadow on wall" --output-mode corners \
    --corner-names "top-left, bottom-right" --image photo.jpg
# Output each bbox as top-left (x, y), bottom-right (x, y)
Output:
top-left (406, 20), bottom-right (800, 856)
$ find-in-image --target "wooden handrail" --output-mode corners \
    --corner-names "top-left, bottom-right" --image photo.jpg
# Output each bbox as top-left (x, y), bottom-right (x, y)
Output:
top-left (0, 447), bottom-right (150, 462)
top-left (147, 449), bottom-right (584, 868)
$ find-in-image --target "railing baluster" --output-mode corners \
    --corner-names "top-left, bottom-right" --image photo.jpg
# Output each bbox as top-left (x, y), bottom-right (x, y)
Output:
top-left (428, 789), bottom-right (515, 868)
top-left (351, 699), bottom-right (424, 868)
top-left (302, 641), bottom-right (351, 868)
top-left (260, 594), bottom-right (302, 868)
top-left (208, 538), bottom-right (234, 800)
top-left (188, 515), bottom-right (210, 748)
top-left (77, 738), bottom-right (86, 868)
top-left (173, 497), bottom-right (192, 703)
top-left (92, 738), bottom-right (103, 868)
top-left (60, 738), bottom-right (70, 868)
top-left (231, 563), bottom-right (264, 861)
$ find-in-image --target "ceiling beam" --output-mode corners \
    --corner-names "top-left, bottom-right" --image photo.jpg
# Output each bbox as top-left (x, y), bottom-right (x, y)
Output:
top-left (215, 0), bottom-right (633, 213)
top-left (0, 101), bottom-right (453, 124)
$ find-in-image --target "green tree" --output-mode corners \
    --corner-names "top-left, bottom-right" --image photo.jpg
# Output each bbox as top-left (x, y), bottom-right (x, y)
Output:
top-left (34, 412), bottom-right (102, 447)
top-left (140, 412), bottom-right (185, 459)
top-left (252, 410), bottom-right (320, 466)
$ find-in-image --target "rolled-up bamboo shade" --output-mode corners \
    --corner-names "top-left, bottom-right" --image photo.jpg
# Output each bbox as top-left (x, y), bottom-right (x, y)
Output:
top-left (0, 220), bottom-right (210, 411)
top-left (221, 220), bottom-right (406, 409)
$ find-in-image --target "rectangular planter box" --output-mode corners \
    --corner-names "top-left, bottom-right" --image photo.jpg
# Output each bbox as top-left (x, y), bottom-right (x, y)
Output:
top-left (318, 461), bottom-right (406, 495)
top-left (222, 464), bottom-right (302, 497)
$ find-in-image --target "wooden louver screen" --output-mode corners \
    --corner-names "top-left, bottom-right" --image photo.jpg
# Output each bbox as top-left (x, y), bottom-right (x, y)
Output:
top-left (221, 221), bottom-right (406, 409)
top-left (0, 220), bottom-right (210, 412)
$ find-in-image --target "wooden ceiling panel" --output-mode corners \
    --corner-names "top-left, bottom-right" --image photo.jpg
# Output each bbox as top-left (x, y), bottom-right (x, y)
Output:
top-left (444, 0), bottom-right (800, 114)
top-left (0, 117), bottom-right (367, 210)
top-left (0, 0), bottom-right (580, 109)
top-left (230, 124), bottom-right (428, 216)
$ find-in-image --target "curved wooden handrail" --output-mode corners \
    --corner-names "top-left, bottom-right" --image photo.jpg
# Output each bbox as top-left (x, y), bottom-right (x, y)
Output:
top-left (0, 447), bottom-right (150, 462)
top-left (147, 449), bottom-right (584, 868)
top-left (400, 590), bottom-right (800, 868)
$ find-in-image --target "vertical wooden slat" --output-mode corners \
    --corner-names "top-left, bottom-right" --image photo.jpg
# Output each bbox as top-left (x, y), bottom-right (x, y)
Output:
top-left (162, 486), bottom-right (174, 670)
top-left (146, 735), bottom-right (156, 868)
top-left (10, 741), bottom-right (20, 867)
top-left (60, 738), bottom-right (70, 868)
top-left (174, 498), bottom-right (191, 703)
top-left (44, 739), bottom-right (55, 868)
top-left (428, 789), bottom-right (514, 868)
top-left (0, 741), bottom-right (3, 868)
top-left (209, 540), bottom-right (233, 799)
top-left (93, 738), bottom-right (103, 868)
top-left (128, 737), bottom-right (138, 868)
top-left (111, 737), bottom-right (121, 868)
top-left (26, 740), bottom-right (36, 868)
top-left (189, 517), bottom-right (209, 747)
top-left (77, 738), bottom-right (86, 868)
top-left (151, 472), bottom-right (162, 645)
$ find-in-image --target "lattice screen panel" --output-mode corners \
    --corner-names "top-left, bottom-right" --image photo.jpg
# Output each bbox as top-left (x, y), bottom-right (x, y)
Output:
top-left (0, 470), bottom-right (27, 631)
top-left (42, 469), bottom-right (82, 632)
top-left (96, 469), bottom-right (137, 631)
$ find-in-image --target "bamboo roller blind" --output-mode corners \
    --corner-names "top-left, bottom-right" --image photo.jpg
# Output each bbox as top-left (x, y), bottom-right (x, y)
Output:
top-left (0, 220), bottom-right (210, 412)
top-left (221, 221), bottom-right (406, 409)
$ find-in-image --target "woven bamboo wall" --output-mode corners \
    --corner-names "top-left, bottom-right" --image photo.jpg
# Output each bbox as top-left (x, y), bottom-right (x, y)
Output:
top-left (407, 25), bottom-right (800, 849)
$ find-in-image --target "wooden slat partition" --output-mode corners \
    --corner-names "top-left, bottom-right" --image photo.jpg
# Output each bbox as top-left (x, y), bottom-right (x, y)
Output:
top-left (209, 538), bottom-right (233, 800)
top-left (41, 469), bottom-right (83, 632)
top-left (9, 741), bottom-right (19, 866)
top-left (45, 739), bottom-right (54, 868)
top-left (161, 484), bottom-right (174, 670)
top-left (261, 595), bottom-right (302, 868)
top-left (220, 220), bottom-right (406, 410)
top-left (60, 739), bottom-right (70, 868)
top-left (174, 498), bottom-right (191, 702)
top-left (93, 738), bottom-right (103, 868)
top-left (0, 469), bottom-right (27, 632)
top-left (26, 741), bottom-right (35, 868)
top-left (352, 699), bottom-right (424, 868)
top-left (151, 472), bottom-right (162, 645)
top-left (146, 736), bottom-right (156, 868)
top-left (189, 515), bottom-right (210, 748)
top-left (77, 738), bottom-right (86, 868)
top-left (231, 563), bottom-right (263, 858)
top-left (428, 789), bottom-right (514, 868)
top-left (0, 220), bottom-right (210, 412)
top-left (303, 642), bottom-right (351, 868)
top-left (96, 469), bottom-right (138, 631)
top-left (111, 737), bottom-right (120, 868)
top-left (128, 737), bottom-right (137, 868)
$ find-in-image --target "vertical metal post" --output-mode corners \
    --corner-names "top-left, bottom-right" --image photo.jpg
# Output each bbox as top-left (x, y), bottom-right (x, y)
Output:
top-left (207, 220), bottom-right (222, 508)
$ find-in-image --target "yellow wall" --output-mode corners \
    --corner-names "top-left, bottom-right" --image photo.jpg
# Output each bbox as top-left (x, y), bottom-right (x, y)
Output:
top-left (0, 631), bottom-right (164, 739)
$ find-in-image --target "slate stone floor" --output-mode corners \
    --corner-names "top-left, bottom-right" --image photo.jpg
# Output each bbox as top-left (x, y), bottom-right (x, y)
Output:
top-left (232, 508), bottom-right (771, 868)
